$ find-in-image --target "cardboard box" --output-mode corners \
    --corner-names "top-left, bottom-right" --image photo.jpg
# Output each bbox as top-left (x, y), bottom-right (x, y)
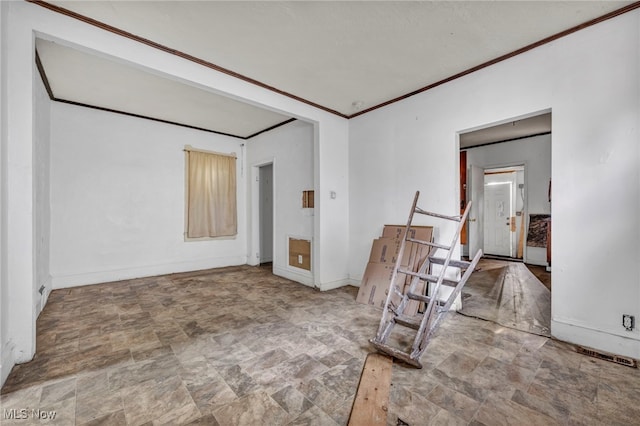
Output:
top-left (356, 262), bottom-right (407, 308)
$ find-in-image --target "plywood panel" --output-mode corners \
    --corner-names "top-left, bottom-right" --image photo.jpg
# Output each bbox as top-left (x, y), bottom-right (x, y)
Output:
top-left (289, 237), bottom-right (311, 270)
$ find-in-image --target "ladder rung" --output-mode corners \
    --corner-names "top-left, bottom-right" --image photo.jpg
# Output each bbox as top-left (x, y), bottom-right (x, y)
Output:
top-left (414, 207), bottom-right (461, 222)
top-left (387, 304), bottom-right (399, 315)
top-left (398, 269), bottom-right (459, 287)
top-left (406, 293), bottom-right (446, 307)
top-left (394, 314), bottom-right (423, 330)
top-left (428, 256), bottom-right (471, 269)
top-left (369, 339), bottom-right (423, 368)
top-left (406, 238), bottom-right (450, 250)
top-left (406, 292), bottom-right (430, 303)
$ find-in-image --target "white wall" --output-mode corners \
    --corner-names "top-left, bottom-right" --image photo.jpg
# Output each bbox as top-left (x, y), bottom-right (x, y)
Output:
top-left (350, 10), bottom-right (640, 358)
top-left (2, 2), bottom-right (350, 381)
top-left (50, 102), bottom-right (247, 287)
top-left (2, 1), bottom-right (37, 371)
top-left (246, 120), bottom-right (315, 286)
top-left (465, 134), bottom-right (551, 265)
top-left (34, 66), bottom-right (52, 314)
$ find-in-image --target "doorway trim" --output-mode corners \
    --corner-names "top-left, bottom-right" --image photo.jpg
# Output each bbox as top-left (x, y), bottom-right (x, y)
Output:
top-left (249, 159), bottom-right (276, 267)
top-left (482, 164), bottom-right (526, 259)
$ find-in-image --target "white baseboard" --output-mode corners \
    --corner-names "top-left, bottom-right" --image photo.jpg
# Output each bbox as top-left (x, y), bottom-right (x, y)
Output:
top-left (51, 256), bottom-right (247, 289)
top-left (317, 277), bottom-right (351, 292)
top-left (36, 276), bottom-right (52, 318)
top-left (1, 340), bottom-right (16, 389)
top-left (273, 265), bottom-right (314, 287)
top-left (348, 276), bottom-right (363, 287)
top-left (346, 278), bottom-right (361, 288)
top-left (552, 319), bottom-right (640, 359)
top-left (271, 266), bottom-right (351, 292)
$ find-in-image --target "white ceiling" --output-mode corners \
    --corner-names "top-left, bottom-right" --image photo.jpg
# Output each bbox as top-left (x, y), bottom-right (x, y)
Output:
top-left (460, 112), bottom-right (551, 149)
top-left (37, 1), bottom-right (633, 140)
top-left (36, 39), bottom-right (293, 138)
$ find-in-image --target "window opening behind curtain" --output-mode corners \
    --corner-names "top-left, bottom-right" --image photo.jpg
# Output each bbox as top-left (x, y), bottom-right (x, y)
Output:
top-left (185, 147), bottom-right (237, 239)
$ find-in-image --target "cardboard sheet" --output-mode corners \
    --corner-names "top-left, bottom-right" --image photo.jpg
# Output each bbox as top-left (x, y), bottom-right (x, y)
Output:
top-left (356, 226), bottom-right (434, 315)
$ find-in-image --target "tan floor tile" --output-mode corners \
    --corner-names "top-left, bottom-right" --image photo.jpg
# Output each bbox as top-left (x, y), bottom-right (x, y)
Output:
top-left (186, 377), bottom-right (237, 414)
top-left (389, 384), bottom-right (442, 426)
top-left (528, 360), bottom-right (598, 401)
top-left (212, 390), bottom-right (289, 426)
top-left (121, 375), bottom-right (200, 425)
top-left (39, 377), bottom-right (76, 405)
top-left (77, 409), bottom-right (127, 426)
top-left (435, 351), bottom-right (484, 379)
top-left (429, 409), bottom-right (468, 426)
top-left (466, 356), bottom-right (536, 399)
top-left (510, 389), bottom-right (570, 422)
top-left (270, 385), bottom-right (314, 420)
top-left (426, 384), bottom-right (481, 421)
top-left (473, 393), bottom-right (561, 426)
top-left (288, 404), bottom-right (339, 426)
top-left (75, 390), bottom-right (124, 425)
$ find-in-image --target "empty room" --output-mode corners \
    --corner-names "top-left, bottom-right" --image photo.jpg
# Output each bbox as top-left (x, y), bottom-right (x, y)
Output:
top-left (1, 1), bottom-right (639, 425)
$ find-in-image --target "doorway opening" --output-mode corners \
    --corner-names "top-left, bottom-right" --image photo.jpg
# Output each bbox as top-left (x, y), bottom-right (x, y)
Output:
top-left (458, 111), bottom-right (552, 336)
top-left (258, 163), bottom-right (274, 271)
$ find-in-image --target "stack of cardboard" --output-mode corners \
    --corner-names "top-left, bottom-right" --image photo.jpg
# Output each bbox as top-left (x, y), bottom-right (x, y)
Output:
top-left (356, 225), bottom-right (434, 316)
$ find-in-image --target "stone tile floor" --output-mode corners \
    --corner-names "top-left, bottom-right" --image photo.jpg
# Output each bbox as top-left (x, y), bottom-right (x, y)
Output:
top-left (1, 265), bottom-right (639, 425)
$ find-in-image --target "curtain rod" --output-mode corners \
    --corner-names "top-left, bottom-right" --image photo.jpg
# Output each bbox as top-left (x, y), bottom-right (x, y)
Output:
top-left (184, 145), bottom-right (237, 158)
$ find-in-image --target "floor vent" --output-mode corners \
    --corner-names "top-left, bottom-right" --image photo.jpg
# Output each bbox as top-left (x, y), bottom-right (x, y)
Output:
top-left (577, 346), bottom-right (638, 368)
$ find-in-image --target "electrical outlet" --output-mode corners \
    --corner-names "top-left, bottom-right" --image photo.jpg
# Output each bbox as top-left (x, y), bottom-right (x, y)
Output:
top-left (623, 314), bottom-right (635, 331)
top-left (298, 255), bottom-right (303, 264)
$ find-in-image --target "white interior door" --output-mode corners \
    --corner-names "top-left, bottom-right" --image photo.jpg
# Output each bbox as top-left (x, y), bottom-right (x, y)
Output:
top-left (468, 165), bottom-right (484, 258)
top-left (484, 181), bottom-right (513, 256)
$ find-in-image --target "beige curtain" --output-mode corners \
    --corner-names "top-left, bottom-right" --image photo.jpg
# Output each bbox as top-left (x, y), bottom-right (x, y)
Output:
top-left (187, 150), bottom-right (237, 238)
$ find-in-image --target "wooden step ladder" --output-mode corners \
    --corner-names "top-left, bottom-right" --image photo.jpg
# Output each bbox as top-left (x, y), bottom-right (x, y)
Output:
top-left (370, 191), bottom-right (483, 368)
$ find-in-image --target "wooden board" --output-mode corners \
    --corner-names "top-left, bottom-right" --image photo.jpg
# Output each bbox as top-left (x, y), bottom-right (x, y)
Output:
top-left (517, 212), bottom-right (525, 258)
top-left (348, 353), bottom-right (393, 426)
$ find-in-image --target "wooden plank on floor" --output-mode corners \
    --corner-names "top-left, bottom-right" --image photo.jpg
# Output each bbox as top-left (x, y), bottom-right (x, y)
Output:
top-left (348, 353), bottom-right (393, 426)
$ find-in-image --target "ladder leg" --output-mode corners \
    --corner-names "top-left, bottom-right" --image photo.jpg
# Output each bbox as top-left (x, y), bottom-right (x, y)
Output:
top-left (374, 191), bottom-right (421, 341)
